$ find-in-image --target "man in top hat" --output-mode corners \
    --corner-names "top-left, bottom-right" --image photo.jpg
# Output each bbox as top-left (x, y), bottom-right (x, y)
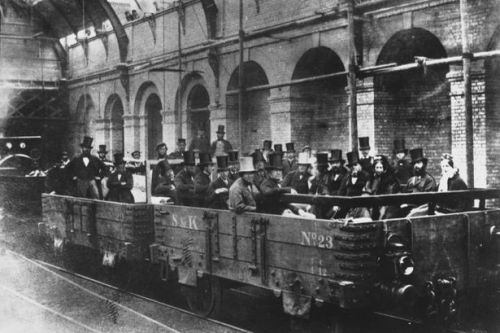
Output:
top-left (210, 125), bottom-right (233, 156)
top-left (229, 156), bottom-right (261, 214)
top-left (358, 137), bottom-right (374, 176)
top-left (327, 149), bottom-right (347, 196)
top-left (67, 136), bottom-right (107, 199)
top-left (189, 128), bottom-right (210, 154)
top-left (174, 151), bottom-right (197, 206)
top-left (194, 152), bottom-right (215, 207)
top-left (207, 155), bottom-right (231, 209)
top-left (393, 139), bottom-right (413, 185)
top-left (152, 143), bottom-right (172, 195)
top-left (282, 142), bottom-right (298, 176)
top-left (282, 152), bottom-right (311, 194)
top-left (252, 149), bottom-right (268, 190)
top-left (168, 138), bottom-right (187, 159)
top-left (96, 144), bottom-right (114, 198)
top-left (227, 150), bottom-right (240, 185)
top-left (339, 151), bottom-right (369, 197)
top-left (309, 152), bottom-right (331, 196)
top-left (106, 153), bottom-right (134, 203)
top-left (262, 140), bottom-right (273, 163)
top-left (405, 148), bottom-right (436, 193)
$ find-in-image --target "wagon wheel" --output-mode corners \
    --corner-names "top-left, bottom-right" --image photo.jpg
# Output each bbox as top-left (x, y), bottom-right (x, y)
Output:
top-left (182, 275), bottom-right (222, 317)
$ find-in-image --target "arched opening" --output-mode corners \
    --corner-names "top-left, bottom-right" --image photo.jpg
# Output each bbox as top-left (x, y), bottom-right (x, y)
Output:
top-left (104, 94), bottom-right (124, 156)
top-left (73, 94), bottom-right (95, 153)
top-left (375, 28), bottom-right (449, 176)
top-left (226, 61), bottom-right (270, 153)
top-left (290, 47), bottom-right (347, 151)
top-left (187, 84), bottom-right (210, 143)
top-left (146, 93), bottom-right (163, 159)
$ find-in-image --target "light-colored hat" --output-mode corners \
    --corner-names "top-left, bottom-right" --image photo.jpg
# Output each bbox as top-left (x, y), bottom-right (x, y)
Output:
top-left (239, 156), bottom-right (256, 173)
top-left (297, 152), bottom-right (310, 165)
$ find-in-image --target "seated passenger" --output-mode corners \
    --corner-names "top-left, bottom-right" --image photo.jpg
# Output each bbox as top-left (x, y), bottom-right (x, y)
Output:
top-left (282, 152), bottom-right (311, 194)
top-left (327, 149), bottom-right (347, 195)
top-left (405, 148), bottom-right (436, 193)
top-left (174, 151), bottom-right (197, 206)
top-left (106, 153), bottom-right (134, 203)
top-left (282, 142), bottom-right (298, 176)
top-left (309, 152), bottom-right (331, 218)
top-left (194, 152), bottom-right (215, 207)
top-left (228, 157), bottom-right (261, 214)
top-left (207, 155), bottom-right (231, 209)
top-left (436, 153), bottom-right (470, 213)
top-left (393, 139), bottom-right (412, 185)
top-left (252, 150), bottom-right (268, 190)
top-left (227, 150), bottom-right (240, 185)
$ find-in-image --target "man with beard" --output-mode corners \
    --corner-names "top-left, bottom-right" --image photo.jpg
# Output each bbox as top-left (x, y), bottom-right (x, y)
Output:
top-left (358, 137), bottom-right (374, 177)
top-left (194, 152), bottom-right (215, 207)
top-left (327, 149), bottom-right (347, 195)
top-left (174, 151), bottom-right (197, 206)
top-left (151, 143), bottom-right (172, 195)
top-left (282, 152), bottom-right (310, 194)
top-left (228, 157), bottom-right (261, 214)
top-left (106, 153), bottom-right (134, 203)
top-left (67, 136), bottom-right (106, 199)
top-left (168, 138), bottom-right (186, 159)
top-left (97, 145), bottom-right (114, 199)
top-left (282, 142), bottom-right (298, 176)
top-left (252, 149), bottom-right (268, 190)
top-left (207, 155), bottom-right (231, 209)
top-left (405, 148), bottom-right (436, 193)
top-left (227, 150), bottom-right (240, 185)
top-left (210, 125), bottom-right (233, 156)
top-left (393, 139), bottom-right (412, 185)
top-left (309, 152), bottom-right (331, 218)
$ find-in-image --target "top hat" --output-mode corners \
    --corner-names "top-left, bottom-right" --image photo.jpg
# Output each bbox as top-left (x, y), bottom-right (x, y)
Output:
top-left (409, 148), bottom-right (428, 164)
top-left (285, 142), bottom-right (295, 153)
top-left (329, 149), bottom-right (344, 163)
top-left (198, 152), bottom-right (214, 166)
top-left (216, 155), bottom-right (229, 171)
top-left (156, 143), bottom-right (167, 151)
top-left (113, 153), bottom-right (125, 166)
top-left (183, 151), bottom-right (196, 166)
top-left (239, 156), bottom-right (256, 173)
top-left (346, 151), bottom-right (361, 166)
top-left (98, 145), bottom-right (108, 154)
top-left (266, 153), bottom-right (284, 170)
top-left (297, 152), bottom-right (310, 165)
top-left (80, 136), bottom-right (94, 149)
top-left (216, 125), bottom-right (225, 134)
top-left (393, 139), bottom-right (408, 154)
top-left (252, 149), bottom-right (265, 164)
top-left (228, 150), bottom-right (239, 164)
top-left (316, 152), bottom-right (329, 166)
top-left (274, 144), bottom-right (283, 153)
top-left (177, 138), bottom-right (186, 144)
top-left (263, 140), bottom-right (272, 150)
top-left (359, 137), bottom-right (370, 150)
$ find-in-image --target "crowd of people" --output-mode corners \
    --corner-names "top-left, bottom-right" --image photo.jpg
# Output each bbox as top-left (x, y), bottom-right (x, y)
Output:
top-left (45, 126), bottom-right (470, 220)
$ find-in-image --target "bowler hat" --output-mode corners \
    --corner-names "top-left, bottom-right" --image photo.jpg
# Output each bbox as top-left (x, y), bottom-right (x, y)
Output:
top-left (266, 153), bottom-right (284, 170)
top-left (285, 142), bottom-right (295, 153)
top-left (263, 140), bottom-right (272, 150)
top-left (359, 137), bottom-right (370, 150)
top-left (98, 145), bottom-right (108, 154)
top-left (113, 153), bottom-right (125, 166)
top-left (198, 152), bottom-right (214, 166)
top-left (393, 139), bottom-right (408, 154)
top-left (346, 151), bottom-right (361, 166)
top-left (316, 152), bottom-right (329, 166)
top-left (239, 157), bottom-right (256, 173)
top-left (156, 143), bottom-right (167, 151)
top-left (216, 155), bottom-right (229, 171)
top-left (297, 152), bottom-right (310, 165)
top-left (329, 149), bottom-right (344, 163)
top-left (409, 148), bottom-right (428, 164)
top-left (216, 125), bottom-right (225, 134)
top-left (80, 136), bottom-right (93, 149)
top-left (183, 151), bottom-right (196, 166)
top-left (252, 149), bottom-right (265, 164)
top-left (228, 150), bottom-right (239, 164)
top-left (274, 144), bottom-right (283, 153)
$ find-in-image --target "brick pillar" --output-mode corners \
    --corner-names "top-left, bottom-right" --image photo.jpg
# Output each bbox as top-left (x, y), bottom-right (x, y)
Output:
top-left (137, 114), bottom-right (148, 158)
top-left (93, 118), bottom-right (109, 148)
top-left (447, 64), bottom-right (487, 187)
top-left (162, 109), bottom-right (176, 150)
top-left (122, 114), bottom-right (139, 156)
top-left (356, 77), bottom-right (376, 153)
top-left (268, 87), bottom-right (292, 145)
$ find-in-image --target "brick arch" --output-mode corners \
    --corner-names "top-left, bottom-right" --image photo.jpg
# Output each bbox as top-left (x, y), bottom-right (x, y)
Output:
top-left (374, 28), bottom-right (450, 177)
top-left (290, 46), bottom-right (348, 152)
top-left (226, 61), bottom-right (270, 153)
top-left (134, 81), bottom-right (163, 158)
top-left (103, 94), bottom-right (124, 156)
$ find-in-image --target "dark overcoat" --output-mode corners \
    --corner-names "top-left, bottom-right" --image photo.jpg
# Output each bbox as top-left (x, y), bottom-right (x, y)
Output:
top-left (174, 169), bottom-right (195, 206)
top-left (106, 171), bottom-right (134, 203)
top-left (207, 177), bottom-right (230, 209)
top-left (282, 170), bottom-right (310, 194)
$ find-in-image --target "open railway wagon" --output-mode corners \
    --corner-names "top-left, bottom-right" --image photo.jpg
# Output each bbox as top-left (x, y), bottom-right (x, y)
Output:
top-left (40, 186), bottom-right (500, 330)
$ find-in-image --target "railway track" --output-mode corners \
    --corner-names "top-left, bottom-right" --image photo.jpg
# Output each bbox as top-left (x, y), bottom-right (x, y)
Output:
top-left (0, 248), bottom-right (251, 333)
